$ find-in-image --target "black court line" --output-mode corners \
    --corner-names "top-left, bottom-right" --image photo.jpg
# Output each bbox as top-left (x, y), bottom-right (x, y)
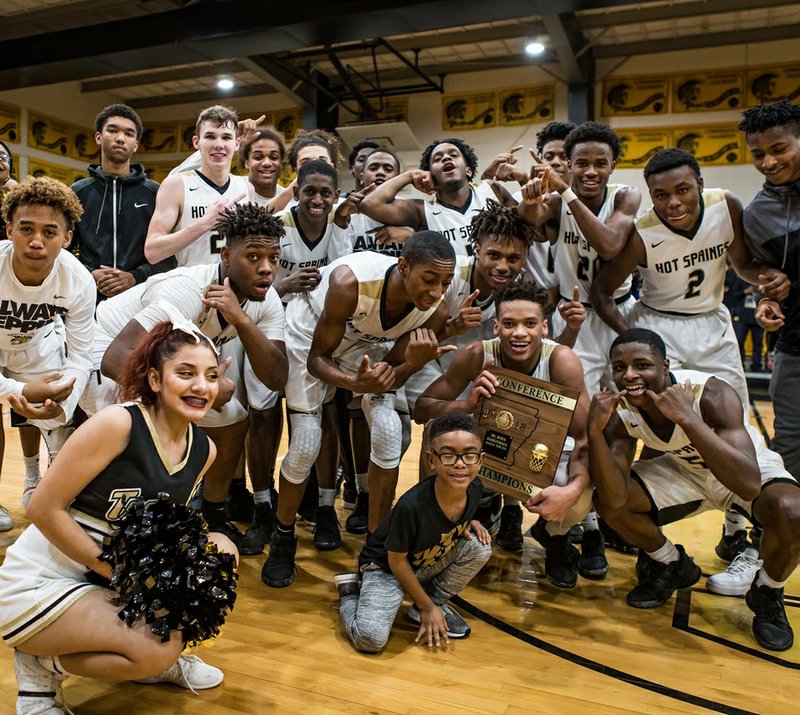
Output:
top-left (451, 594), bottom-right (756, 715)
top-left (673, 587), bottom-right (800, 669)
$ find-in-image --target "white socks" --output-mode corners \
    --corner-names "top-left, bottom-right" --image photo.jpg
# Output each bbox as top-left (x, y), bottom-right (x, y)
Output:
top-left (756, 569), bottom-right (787, 590)
top-left (647, 539), bottom-right (680, 565)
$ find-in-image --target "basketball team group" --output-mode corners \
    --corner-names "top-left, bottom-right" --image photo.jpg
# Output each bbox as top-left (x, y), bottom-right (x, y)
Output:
top-left (0, 94), bottom-right (797, 714)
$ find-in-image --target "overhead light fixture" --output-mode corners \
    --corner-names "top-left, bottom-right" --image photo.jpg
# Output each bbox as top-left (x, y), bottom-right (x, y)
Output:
top-left (217, 78), bottom-right (235, 91)
top-left (525, 41), bottom-right (546, 56)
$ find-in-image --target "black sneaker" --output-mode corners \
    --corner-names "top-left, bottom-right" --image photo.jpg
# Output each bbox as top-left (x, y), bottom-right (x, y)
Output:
top-left (531, 518), bottom-right (579, 588)
top-left (715, 527), bottom-right (751, 563)
top-left (333, 573), bottom-right (359, 599)
top-left (746, 580), bottom-right (794, 651)
top-left (599, 519), bottom-right (639, 555)
top-left (626, 545), bottom-right (701, 608)
top-left (345, 492), bottom-right (369, 535)
top-left (239, 502), bottom-right (275, 556)
top-left (567, 524), bottom-right (583, 544)
top-left (261, 531), bottom-right (297, 588)
top-left (202, 502), bottom-right (243, 547)
top-left (313, 505), bottom-right (341, 551)
top-left (635, 550), bottom-right (658, 584)
top-left (225, 478), bottom-right (254, 523)
top-left (495, 505), bottom-right (524, 552)
top-left (475, 492), bottom-right (503, 536)
top-left (577, 529), bottom-right (608, 579)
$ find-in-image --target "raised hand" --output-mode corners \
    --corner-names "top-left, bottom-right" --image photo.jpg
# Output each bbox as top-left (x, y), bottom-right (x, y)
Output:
top-left (212, 356), bottom-right (235, 411)
top-left (352, 355), bottom-right (396, 393)
top-left (448, 289), bottom-right (482, 335)
top-left (529, 148), bottom-right (568, 193)
top-left (405, 328), bottom-right (456, 370)
top-left (203, 277), bottom-right (247, 326)
top-left (646, 379), bottom-right (696, 423)
top-left (409, 170), bottom-right (436, 195)
top-left (587, 387), bottom-right (624, 432)
top-left (557, 286), bottom-right (585, 331)
top-left (520, 166), bottom-right (551, 206)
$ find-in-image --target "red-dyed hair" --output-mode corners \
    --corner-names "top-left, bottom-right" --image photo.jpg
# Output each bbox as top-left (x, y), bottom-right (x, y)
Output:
top-left (115, 321), bottom-right (218, 406)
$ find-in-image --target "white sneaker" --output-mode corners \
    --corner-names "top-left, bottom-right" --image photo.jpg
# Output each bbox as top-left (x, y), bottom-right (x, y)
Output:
top-left (22, 474), bottom-right (41, 508)
top-left (0, 504), bottom-right (12, 532)
top-left (135, 654), bottom-right (223, 691)
top-left (14, 650), bottom-right (68, 715)
top-left (707, 547), bottom-right (762, 596)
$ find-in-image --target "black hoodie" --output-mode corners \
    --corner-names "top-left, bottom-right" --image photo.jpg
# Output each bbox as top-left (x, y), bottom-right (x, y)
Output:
top-left (70, 163), bottom-right (176, 295)
top-left (742, 177), bottom-right (800, 353)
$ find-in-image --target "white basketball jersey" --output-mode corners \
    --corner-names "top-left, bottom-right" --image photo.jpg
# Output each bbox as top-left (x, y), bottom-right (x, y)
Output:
top-left (616, 369), bottom-right (774, 474)
top-left (553, 184), bottom-right (631, 303)
top-left (424, 181), bottom-right (497, 256)
top-left (174, 171), bottom-right (250, 267)
top-left (636, 189), bottom-right (732, 315)
top-left (276, 207), bottom-right (349, 303)
top-left (346, 213), bottom-right (404, 258)
top-left (309, 252), bottom-right (440, 356)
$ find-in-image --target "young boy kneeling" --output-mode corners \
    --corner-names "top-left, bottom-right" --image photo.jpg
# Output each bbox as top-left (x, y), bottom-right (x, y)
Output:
top-left (335, 413), bottom-right (491, 652)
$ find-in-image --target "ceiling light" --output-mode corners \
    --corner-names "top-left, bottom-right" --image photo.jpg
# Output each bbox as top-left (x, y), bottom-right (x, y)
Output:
top-left (525, 41), bottom-right (546, 56)
top-left (217, 78), bottom-right (235, 91)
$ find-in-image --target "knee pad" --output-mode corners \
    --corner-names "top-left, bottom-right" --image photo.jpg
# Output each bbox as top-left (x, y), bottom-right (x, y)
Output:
top-left (362, 393), bottom-right (402, 470)
top-left (281, 412), bottom-right (322, 484)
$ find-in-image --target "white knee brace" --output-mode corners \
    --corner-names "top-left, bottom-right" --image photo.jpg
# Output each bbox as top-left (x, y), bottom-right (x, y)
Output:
top-left (281, 412), bottom-right (322, 485)
top-left (362, 393), bottom-right (402, 470)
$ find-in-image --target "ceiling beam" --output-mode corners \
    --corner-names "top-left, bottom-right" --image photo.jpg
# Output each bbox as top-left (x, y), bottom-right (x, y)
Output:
top-left (124, 83), bottom-right (276, 110)
top-left (578, 0), bottom-right (799, 29)
top-left (541, 13), bottom-right (587, 83)
top-left (239, 56), bottom-right (315, 108)
top-left (593, 22), bottom-right (800, 58)
top-left (81, 61), bottom-right (248, 93)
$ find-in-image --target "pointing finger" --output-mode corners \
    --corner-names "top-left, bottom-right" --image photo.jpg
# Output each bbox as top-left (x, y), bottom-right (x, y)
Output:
top-left (461, 289), bottom-right (480, 309)
top-left (529, 148), bottom-right (544, 165)
top-left (572, 285), bottom-right (580, 303)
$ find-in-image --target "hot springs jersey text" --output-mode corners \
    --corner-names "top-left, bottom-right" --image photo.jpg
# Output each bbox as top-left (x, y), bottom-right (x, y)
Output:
top-left (424, 182), bottom-right (498, 256)
top-left (276, 207), bottom-right (349, 302)
top-left (553, 184), bottom-right (632, 303)
top-left (173, 170), bottom-right (250, 267)
top-left (636, 189), bottom-right (732, 314)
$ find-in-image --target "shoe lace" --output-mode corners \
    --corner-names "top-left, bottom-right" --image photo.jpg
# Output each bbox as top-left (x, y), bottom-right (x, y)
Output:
top-left (270, 534), bottom-right (296, 560)
top-left (174, 655), bottom-right (201, 695)
top-left (725, 550), bottom-right (761, 575)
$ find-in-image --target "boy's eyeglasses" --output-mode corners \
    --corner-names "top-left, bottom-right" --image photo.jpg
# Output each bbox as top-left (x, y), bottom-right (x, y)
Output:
top-left (0, 154), bottom-right (10, 163)
top-left (430, 450), bottom-right (481, 466)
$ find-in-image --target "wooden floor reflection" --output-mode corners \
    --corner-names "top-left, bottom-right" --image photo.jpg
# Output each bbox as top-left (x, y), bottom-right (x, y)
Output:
top-left (0, 402), bottom-right (797, 714)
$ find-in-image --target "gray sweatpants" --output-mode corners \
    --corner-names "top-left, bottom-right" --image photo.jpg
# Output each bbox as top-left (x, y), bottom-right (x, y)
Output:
top-left (340, 536), bottom-right (492, 653)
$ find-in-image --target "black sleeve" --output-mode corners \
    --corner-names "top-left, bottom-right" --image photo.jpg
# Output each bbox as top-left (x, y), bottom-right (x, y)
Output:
top-left (130, 255), bottom-right (177, 284)
top-left (383, 497), bottom-right (420, 556)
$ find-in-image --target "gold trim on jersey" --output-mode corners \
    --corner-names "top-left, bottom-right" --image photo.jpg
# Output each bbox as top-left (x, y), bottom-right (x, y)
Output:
top-left (137, 403), bottom-right (193, 475)
top-left (358, 278), bottom-right (384, 301)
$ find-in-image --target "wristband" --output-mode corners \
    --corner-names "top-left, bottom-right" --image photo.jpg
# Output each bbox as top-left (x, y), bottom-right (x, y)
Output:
top-left (560, 187), bottom-right (578, 204)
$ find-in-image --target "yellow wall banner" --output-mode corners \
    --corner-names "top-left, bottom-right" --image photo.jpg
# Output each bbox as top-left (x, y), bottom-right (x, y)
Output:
top-left (672, 71), bottom-right (743, 113)
top-left (143, 163), bottom-right (175, 184)
top-left (602, 76), bottom-right (669, 116)
top-left (672, 125), bottom-right (742, 165)
top-left (28, 113), bottom-right (70, 157)
top-left (746, 64), bottom-right (800, 106)
top-left (275, 109), bottom-right (302, 141)
top-left (442, 92), bottom-right (496, 131)
top-left (616, 129), bottom-right (671, 169)
top-left (140, 124), bottom-right (178, 154)
top-left (28, 158), bottom-right (73, 185)
top-left (0, 102), bottom-right (20, 143)
top-left (69, 127), bottom-right (100, 162)
top-left (498, 84), bottom-right (555, 126)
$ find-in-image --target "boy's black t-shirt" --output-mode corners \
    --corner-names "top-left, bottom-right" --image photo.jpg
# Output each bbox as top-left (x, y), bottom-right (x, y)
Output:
top-left (359, 476), bottom-right (483, 573)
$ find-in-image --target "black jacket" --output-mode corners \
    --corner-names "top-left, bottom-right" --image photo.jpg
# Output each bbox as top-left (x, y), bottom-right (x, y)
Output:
top-left (70, 163), bottom-right (175, 290)
top-left (743, 177), bottom-right (800, 353)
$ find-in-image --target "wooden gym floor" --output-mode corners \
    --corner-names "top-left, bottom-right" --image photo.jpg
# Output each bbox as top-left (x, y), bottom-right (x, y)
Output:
top-left (0, 400), bottom-right (797, 714)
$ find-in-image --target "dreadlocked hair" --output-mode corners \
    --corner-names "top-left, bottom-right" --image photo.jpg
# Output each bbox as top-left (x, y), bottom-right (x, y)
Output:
top-left (214, 202), bottom-right (285, 245)
top-left (739, 100), bottom-right (800, 136)
top-left (469, 199), bottom-right (539, 250)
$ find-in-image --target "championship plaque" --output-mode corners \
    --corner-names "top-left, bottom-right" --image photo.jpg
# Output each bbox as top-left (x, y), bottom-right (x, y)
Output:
top-left (474, 366), bottom-right (578, 500)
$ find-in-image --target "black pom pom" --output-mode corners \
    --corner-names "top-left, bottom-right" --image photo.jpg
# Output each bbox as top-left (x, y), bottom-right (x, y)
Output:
top-left (100, 493), bottom-right (238, 646)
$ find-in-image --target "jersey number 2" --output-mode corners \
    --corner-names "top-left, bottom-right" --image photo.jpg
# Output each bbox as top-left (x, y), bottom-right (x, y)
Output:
top-left (684, 269), bottom-right (705, 299)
